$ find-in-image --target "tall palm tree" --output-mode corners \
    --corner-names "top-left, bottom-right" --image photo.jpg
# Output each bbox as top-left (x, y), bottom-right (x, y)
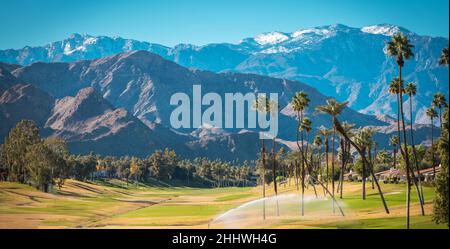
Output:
top-left (291, 91), bottom-right (310, 216)
top-left (318, 99), bottom-right (390, 214)
top-left (405, 82), bottom-right (425, 215)
top-left (389, 77), bottom-right (403, 148)
top-left (253, 96), bottom-right (270, 220)
top-left (313, 134), bottom-right (325, 195)
top-left (389, 136), bottom-right (399, 169)
top-left (316, 99), bottom-right (349, 212)
top-left (426, 107), bottom-right (438, 175)
top-left (439, 46), bottom-right (449, 66)
top-left (301, 118), bottom-right (316, 198)
top-left (338, 122), bottom-right (354, 198)
top-left (387, 32), bottom-right (414, 229)
top-left (267, 99), bottom-right (280, 216)
top-left (432, 93), bottom-right (448, 130)
top-left (313, 135), bottom-right (323, 175)
top-left (355, 128), bottom-right (374, 200)
top-left (319, 126), bottom-right (331, 193)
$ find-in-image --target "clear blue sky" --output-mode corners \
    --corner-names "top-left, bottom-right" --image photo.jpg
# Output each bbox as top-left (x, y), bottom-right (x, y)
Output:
top-left (0, 0), bottom-right (448, 49)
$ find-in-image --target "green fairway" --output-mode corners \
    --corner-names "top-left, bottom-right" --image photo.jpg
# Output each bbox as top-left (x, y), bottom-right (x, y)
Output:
top-left (0, 180), bottom-right (447, 229)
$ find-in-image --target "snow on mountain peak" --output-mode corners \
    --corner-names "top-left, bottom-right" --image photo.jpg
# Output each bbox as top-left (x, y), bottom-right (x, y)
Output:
top-left (254, 32), bottom-right (289, 45)
top-left (291, 28), bottom-right (332, 38)
top-left (361, 24), bottom-right (408, 36)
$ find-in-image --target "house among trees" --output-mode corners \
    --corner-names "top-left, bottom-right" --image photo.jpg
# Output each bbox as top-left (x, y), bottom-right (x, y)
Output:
top-left (374, 166), bottom-right (441, 184)
top-left (343, 170), bottom-right (362, 182)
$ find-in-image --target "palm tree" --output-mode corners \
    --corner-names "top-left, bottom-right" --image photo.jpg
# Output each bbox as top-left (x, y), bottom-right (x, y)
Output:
top-left (337, 122), bottom-right (354, 198)
top-left (316, 99), bottom-right (349, 212)
top-left (426, 107), bottom-right (438, 175)
top-left (291, 91), bottom-right (310, 216)
top-left (313, 135), bottom-right (323, 175)
top-left (439, 46), bottom-right (449, 66)
top-left (389, 77), bottom-right (403, 147)
top-left (313, 134), bottom-right (325, 195)
top-left (267, 99), bottom-right (280, 216)
top-left (389, 136), bottom-right (399, 169)
top-left (355, 128), bottom-right (375, 200)
top-left (432, 93), bottom-right (448, 130)
top-left (387, 32), bottom-right (414, 229)
top-left (405, 82), bottom-right (425, 215)
top-left (253, 96), bottom-right (271, 220)
top-left (301, 118), bottom-right (317, 198)
top-left (319, 126), bottom-right (331, 193)
top-left (317, 99), bottom-right (390, 214)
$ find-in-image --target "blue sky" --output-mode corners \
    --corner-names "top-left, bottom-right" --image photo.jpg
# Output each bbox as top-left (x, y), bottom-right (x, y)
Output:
top-left (0, 0), bottom-right (448, 49)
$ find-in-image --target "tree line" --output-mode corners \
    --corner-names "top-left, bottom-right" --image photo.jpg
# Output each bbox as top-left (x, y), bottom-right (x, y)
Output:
top-left (0, 120), bottom-right (255, 192)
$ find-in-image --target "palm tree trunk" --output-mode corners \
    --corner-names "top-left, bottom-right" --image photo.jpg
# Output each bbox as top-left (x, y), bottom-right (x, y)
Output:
top-left (272, 137), bottom-right (279, 216)
top-left (393, 144), bottom-right (397, 169)
top-left (431, 117), bottom-right (435, 176)
top-left (331, 126), bottom-right (336, 213)
top-left (362, 149), bottom-right (366, 200)
top-left (295, 160), bottom-right (299, 190)
top-left (409, 94), bottom-right (425, 215)
top-left (300, 111), bottom-right (305, 216)
top-left (325, 138), bottom-right (329, 195)
top-left (295, 111), bottom-right (304, 215)
top-left (369, 146), bottom-right (374, 190)
top-left (261, 138), bottom-right (266, 220)
top-left (398, 66), bottom-right (412, 229)
top-left (334, 118), bottom-right (390, 214)
top-left (339, 138), bottom-right (345, 199)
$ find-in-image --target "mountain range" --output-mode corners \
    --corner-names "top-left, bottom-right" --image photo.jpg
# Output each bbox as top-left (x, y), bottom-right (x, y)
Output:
top-left (0, 24), bottom-right (448, 124)
top-left (0, 50), bottom-right (439, 161)
top-left (0, 24), bottom-right (446, 161)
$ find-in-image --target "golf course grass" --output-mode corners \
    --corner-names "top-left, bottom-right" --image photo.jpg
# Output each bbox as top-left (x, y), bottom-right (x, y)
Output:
top-left (0, 179), bottom-right (447, 229)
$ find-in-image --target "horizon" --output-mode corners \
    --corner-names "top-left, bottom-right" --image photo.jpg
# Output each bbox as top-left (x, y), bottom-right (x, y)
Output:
top-left (0, 0), bottom-right (448, 50)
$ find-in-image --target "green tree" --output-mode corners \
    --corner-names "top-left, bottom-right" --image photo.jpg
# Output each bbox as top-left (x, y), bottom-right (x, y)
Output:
top-left (318, 126), bottom-right (331, 190)
top-left (439, 46), bottom-right (449, 66)
top-left (25, 142), bottom-right (58, 192)
top-left (129, 157), bottom-right (142, 183)
top-left (427, 107), bottom-right (439, 175)
top-left (432, 92), bottom-right (448, 130)
top-left (1, 120), bottom-right (41, 183)
top-left (44, 137), bottom-right (70, 188)
top-left (433, 108), bottom-right (449, 226)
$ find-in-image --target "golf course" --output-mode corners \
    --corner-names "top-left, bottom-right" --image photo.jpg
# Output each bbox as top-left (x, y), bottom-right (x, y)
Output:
top-left (0, 179), bottom-right (446, 229)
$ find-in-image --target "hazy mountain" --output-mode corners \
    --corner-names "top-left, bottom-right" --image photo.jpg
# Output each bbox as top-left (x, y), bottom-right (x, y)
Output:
top-left (1, 24), bottom-right (447, 124)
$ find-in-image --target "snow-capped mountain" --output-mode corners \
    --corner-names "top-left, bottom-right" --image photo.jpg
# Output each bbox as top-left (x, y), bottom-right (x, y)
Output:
top-left (0, 24), bottom-right (448, 124)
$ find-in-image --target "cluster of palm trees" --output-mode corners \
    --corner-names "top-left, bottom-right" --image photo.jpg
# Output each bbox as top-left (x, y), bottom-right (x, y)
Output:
top-left (255, 33), bottom-right (448, 229)
top-left (387, 33), bottom-right (448, 228)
